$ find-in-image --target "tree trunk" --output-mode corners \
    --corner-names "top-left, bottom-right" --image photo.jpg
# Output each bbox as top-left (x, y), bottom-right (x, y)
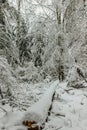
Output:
top-left (0, 1), bottom-right (5, 25)
top-left (16, 0), bottom-right (21, 47)
top-left (0, 86), bottom-right (3, 99)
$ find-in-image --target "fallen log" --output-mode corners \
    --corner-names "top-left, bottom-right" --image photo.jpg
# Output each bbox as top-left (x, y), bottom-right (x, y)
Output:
top-left (24, 81), bottom-right (58, 129)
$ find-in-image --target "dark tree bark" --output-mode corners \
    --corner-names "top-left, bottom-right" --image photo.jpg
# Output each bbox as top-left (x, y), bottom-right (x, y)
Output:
top-left (0, 86), bottom-right (3, 99)
top-left (0, 6), bottom-right (5, 25)
top-left (77, 67), bottom-right (87, 82)
top-left (58, 65), bottom-right (64, 81)
top-left (2, 0), bottom-right (6, 3)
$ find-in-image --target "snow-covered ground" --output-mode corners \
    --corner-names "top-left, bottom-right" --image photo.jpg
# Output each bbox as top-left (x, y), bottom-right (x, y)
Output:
top-left (0, 81), bottom-right (87, 130)
top-left (44, 82), bottom-right (87, 130)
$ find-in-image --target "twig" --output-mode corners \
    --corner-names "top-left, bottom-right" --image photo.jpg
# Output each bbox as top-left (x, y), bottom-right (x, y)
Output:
top-left (55, 113), bottom-right (65, 117)
top-left (65, 88), bottom-right (73, 93)
top-left (0, 106), bottom-right (7, 114)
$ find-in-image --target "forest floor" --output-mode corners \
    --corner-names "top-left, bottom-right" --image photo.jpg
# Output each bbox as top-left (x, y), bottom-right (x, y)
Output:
top-left (44, 82), bottom-right (87, 130)
top-left (0, 81), bottom-right (87, 130)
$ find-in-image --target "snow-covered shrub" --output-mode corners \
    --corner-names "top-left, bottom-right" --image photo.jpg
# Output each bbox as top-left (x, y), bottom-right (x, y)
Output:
top-left (66, 62), bottom-right (86, 87)
top-left (0, 56), bottom-right (18, 98)
top-left (17, 61), bottom-right (43, 83)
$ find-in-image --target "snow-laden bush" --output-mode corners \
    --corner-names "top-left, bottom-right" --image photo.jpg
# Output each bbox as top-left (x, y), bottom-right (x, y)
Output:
top-left (0, 56), bottom-right (18, 97)
top-left (66, 62), bottom-right (86, 87)
top-left (16, 61), bottom-right (43, 83)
